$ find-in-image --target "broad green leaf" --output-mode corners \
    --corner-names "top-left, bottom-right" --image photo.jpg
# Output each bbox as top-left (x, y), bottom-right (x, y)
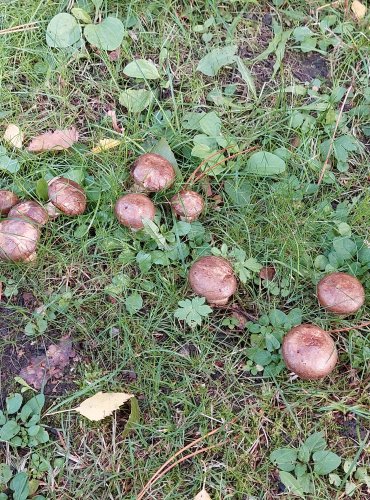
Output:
top-left (245, 151), bottom-right (286, 176)
top-left (46, 13), bottom-right (81, 48)
top-left (71, 7), bottom-right (92, 24)
top-left (247, 348), bottom-right (272, 366)
top-left (6, 394), bottom-right (23, 415)
top-left (151, 137), bottom-right (179, 171)
top-left (20, 394), bottom-right (45, 423)
top-left (10, 472), bottom-right (29, 500)
top-left (125, 293), bottom-right (143, 315)
top-left (0, 150), bottom-right (20, 173)
top-left (119, 89), bottom-right (153, 113)
top-left (197, 45), bottom-right (237, 77)
top-left (224, 179), bottom-right (251, 207)
top-left (243, 257), bottom-right (262, 273)
top-left (234, 56), bottom-right (256, 99)
top-left (182, 111), bottom-right (206, 130)
top-left (142, 218), bottom-right (168, 250)
top-left (122, 397), bottom-right (140, 438)
top-left (332, 237), bottom-right (357, 260)
top-left (329, 473), bottom-right (341, 487)
top-left (345, 482), bottom-right (356, 496)
top-left (298, 432), bottom-right (326, 463)
top-left (269, 309), bottom-right (287, 327)
top-left (136, 251), bottom-right (152, 273)
top-left (36, 179), bottom-right (48, 201)
top-left (279, 471), bottom-right (305, 498)
top-left (286, 308), bottom-right (302, 327)
top-left (174, 297), bottom-right (212, 328)
top-left (313, 450), bottom-right (341, 475)
top-left (199, 112), bottom-right (221, 136)
top-left (123, 59), bottom-right (160, 79)
top-left (84, 17), bottom-right (125, 51)
top-left (0, 463), bottom-right (12, 484)
top-left (270, 448), bottom-right (298, 472)
top-left (0, 420), bottom-right (20, 441)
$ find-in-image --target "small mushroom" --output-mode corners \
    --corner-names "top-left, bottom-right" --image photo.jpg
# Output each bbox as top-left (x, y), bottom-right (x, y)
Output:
top-left (282, 323), bottom-right (338, 380)
top-left (48, 177), bottom-right (86, 216)
top-left (317, 272), bottom-right (365, 315)
top-left (0, 190), bottom-right (19, 216)
top-left (8, 201), bottom-right (48, 226)
top-left (0, 219), bottom-right (39, 262)
top-left (189, 255), bottom-right (237, 305)
top-left (115, 193), bottom-right (156, 230)
top-left (171, 190), bottom-right (204, 222)
top-left (131, 153), bottom-right (175, 192)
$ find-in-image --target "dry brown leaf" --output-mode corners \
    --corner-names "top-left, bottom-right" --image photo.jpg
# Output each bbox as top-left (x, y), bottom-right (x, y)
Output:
top-left (194, 490), bottom-right (212, 500)
top-left (351, 0), bottom-right (367, 19)
top-left (91, 138), bottom-right (121, 153)
top-left (4, 124), bottom-right (24, 148)
top-left (27, 127), bottom-right (79, 152)
top-left (75, 391), bottom-right (134, 421)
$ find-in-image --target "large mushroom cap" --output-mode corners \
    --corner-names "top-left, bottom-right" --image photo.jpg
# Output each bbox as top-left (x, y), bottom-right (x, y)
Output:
top-left (171, 190), bottom-right (204, 222)
top-left (0, 190), bottom-right (19, 216)
top-left (115, 193), bottom-right (156, 230)
top-left (0, 219), bottom-right (39, 262)
top-left (131, 153), bottom-right (175, 192)
top-left (48, 177), bottom-right (86, 216)
top-left (282, 323), bottom-right (338, 380)
top-left (317, 272), bottom-right (365, 315)
top-left (189, 255), bottom-right (237, 305)
top-left (8, 201), bottom-right (48, 226)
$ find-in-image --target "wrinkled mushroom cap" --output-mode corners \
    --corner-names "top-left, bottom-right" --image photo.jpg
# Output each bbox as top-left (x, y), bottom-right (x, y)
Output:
top-left (48, 177), bottom-right (86, 216)
top-left (131, 153), bottom-right (175, 192)
top-left (0, 219), bottom-right (39, 262)
top-left (115, 193), bottom-right (156, 230)
top-left (171, 190), bottom-right (204, 222)
top-left (9, 201), bottom-right (48, 226)
top-left (0, 190), bottom-right (19, 216)
top-left (189, 255), bottom-right (237, 305)
top-left (282, 323), bottom-right (338, 380)
top-left (317, 272), bottom-right (365, 315)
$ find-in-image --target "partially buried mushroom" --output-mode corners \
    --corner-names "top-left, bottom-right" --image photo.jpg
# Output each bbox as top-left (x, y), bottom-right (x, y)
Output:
top-left (0, 219), bottom-right (39, 262)
top-left (8, 201), bottom-right (48, 226)
top-left (115, 193), bottom-right (155, 230)
top-left (317, 272), bottom-right (365, 315)
top-left (282, 323), bottom-right (338, 380)
top-left (171, 190), bottom-right (204, 222)
top-left (0, 190), bottom-right (19, 216)
top-left (131, 153), bottom-right (175, 192)
top-left (48, 177), bottom-right (86, 216)
top-left (189, 255), bottom-right (237, 305)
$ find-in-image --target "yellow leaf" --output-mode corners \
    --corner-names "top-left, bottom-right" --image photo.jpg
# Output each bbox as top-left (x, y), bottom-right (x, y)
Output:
top-left (75, 391), bottom-right (134, 421)
top-left (351, 0), bottom-right (367, 19)
top-left (4, 124), bottom-right (24, 148)
top-left (194, 489), bottom-right (212, 500)
top-left (91, 138), bottom-right (121, 153)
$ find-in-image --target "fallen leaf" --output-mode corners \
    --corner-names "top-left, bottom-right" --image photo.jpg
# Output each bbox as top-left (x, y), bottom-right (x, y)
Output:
top-left (91, 138), bottom-right (121, 153)
top-left (75, 391), bottom-right (134, 421)
top-left (3, 124), bottom-right (24, 148)
top-left (351, 0), bottom-right (367, 19)
top-left (194, 489), bottom-right (212, 500)
top-left (259, 266), bottom-right (276, 281)
top-left (27, 127), bottom-right (79, 152)
top-left (106, 110), bottom-right (123, 133)
top-left (19, 337), bottom-right (75, 389)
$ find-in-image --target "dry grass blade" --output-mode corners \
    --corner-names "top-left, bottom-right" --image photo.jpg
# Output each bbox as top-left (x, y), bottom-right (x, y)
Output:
top-left (0, 21), bottom-right (39, 35)
top-left (185, 146), bottom-right (234, 188)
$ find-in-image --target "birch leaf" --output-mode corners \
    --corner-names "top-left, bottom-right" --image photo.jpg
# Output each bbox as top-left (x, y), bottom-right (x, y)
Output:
top-left (75, 392), bottom-right (134, 421)
top-left (27, 128), bottom-right (79, 152)
top-left (194, 490), bottom-right (212, 500)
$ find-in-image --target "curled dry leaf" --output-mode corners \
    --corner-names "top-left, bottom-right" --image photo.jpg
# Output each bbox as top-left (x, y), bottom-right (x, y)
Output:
top-left (75, 391), bottom-right (134, 421)
top-left (3, 124), bottom-right (24, 148)
top-left (27, 127), bottom-right (79, 152)
top-left (259, 266), bottom-right (276, 281)
top-left (351, 0), bottom-right (367, 19)
top-left (19, 336), bottom-right (76, 389)
top-left (91, 138), bottom-right (121, 153)
top-left (194, 490), bottom-right (212, 500)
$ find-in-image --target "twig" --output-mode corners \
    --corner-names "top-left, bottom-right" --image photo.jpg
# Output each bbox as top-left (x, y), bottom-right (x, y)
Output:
top-left (316, 0), bottom-right (342, 12)
top-left (0, 22), bottom-right (39, 35)
top-left (330, 320), bottom-right (370, 334)
top-left (317, 84), bottom-right (353, 185)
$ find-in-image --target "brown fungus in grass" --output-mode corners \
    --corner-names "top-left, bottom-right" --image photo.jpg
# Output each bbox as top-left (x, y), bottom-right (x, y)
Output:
top-left (189, 256), bottom-right (237, 306)
top-left (48, 177), bottom-right (86, 216)
top-left (282, 324), bottom-right (338, 380)
top-left (317, 272), bottom-right (365, 315)
top-left (115, 193), bottom-right (156, 230)
top-left (0, 190), bottom-right (19, 216)
top-left (8, 201), bottom-right (48, 226)
top-left (131, 153), bottom-right (175, 192)
top-left (0, 219), bottom-right (39, 262)
top-left (171, 190), bottom-right (204, 222)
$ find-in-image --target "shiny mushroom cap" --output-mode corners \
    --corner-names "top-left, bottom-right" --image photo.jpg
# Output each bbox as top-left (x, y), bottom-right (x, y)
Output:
top-left (0, 190), bottom-right (19, 216)
top-left (171, 190), bottom-right (204, 222)
top-left (189, 255), bottom-right (237, 305)
top-left (0, 219), bottom-right (39, 262)
top-left (317, 272), bottom-right (365, 315)
top-left (115, 193), bottom-right (156, 230)
top-left (8, 201), bottom-right (48, 226)
top-left (131, 153), bottom-right (175, 192)
top-left (282, 323), bottom-right (338, 380)
top-left (48, 177), bottom-right (86, 216)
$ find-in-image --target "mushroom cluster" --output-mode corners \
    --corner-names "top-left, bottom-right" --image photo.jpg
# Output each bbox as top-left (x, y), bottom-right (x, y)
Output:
top-left (0, 178), bottom-right (86, 262)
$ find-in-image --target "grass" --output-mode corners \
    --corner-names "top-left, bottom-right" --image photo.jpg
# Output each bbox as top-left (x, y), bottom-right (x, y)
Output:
top-left (0, 0), bottom-right (369, 498)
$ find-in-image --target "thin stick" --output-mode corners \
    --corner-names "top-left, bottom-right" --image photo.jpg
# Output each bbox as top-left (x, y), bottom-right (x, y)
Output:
top-left (185, 146), bottom-right (234, 189)
top-left (316, 0), bottom-right (342, 11)
top-left (317, 84), bottom-right (353, 185)
top-left (0, 22), bottom-right (39, 35)
top-left (330, 320), bottom-right (370, 334)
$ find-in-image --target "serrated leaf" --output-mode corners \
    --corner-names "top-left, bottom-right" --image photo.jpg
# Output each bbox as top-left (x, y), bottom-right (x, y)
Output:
top-left (234, 56), bottom-right (256, 99)
top-left (270, 448), bottom-right (298, 472)
top-left (313, 450), bottom-right (341, 475)
top-left (194, 490), bottom-right (212, 500)
top-left (75, 392), bottom-right (134, 421)
top-left (46, 13), bottom-right (81, 48)
top-left (123, 59), bottom-right (160, 79)
top-left (245, 151), bottom-right (286, 176)
top-left (279, 471), bottom-right (305, 498)
top-left (84, 17), bottom-right (125, 51)
top-left (119, 89), bottom-right (153, 113)
top-left (125, 293), bottom-right (143, 315)
top-left (3, 124), bottom-right (23, 149)
top-left (197, 45), bottom-right (237, 77)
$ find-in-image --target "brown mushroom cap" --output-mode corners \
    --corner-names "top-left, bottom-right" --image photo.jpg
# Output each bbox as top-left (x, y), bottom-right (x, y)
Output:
top-left (171, 190), bottom-right (204, 222)
top-left (48, 177), bottom-right (86, 216)
top-left (189, 255), bottom-right (237, 305)
top-left (282, 323), bottom-right (338, 380)
top-left (131, 153), bottom-right (175, 192)
top-left (0, 219), bottom-right (39, 262)
top-left (0, 190), bottom-right (19, 216)
top-left (8, 201), bottom-right (48, 226)
top-left (317, 272), bottom-right (365, 315)
top-left (115, 193), bottom-right (156, 230)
